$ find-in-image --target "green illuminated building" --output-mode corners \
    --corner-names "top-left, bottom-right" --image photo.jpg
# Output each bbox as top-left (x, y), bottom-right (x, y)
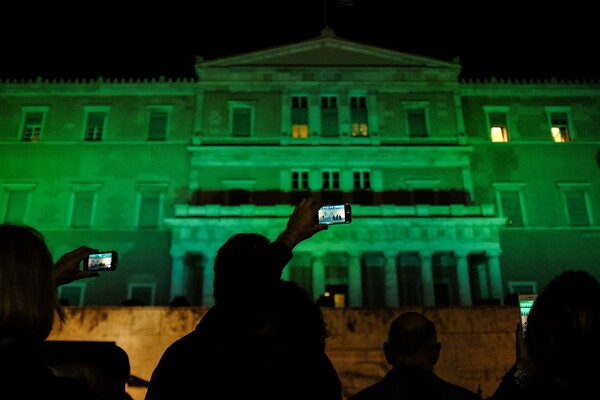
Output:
top-left (1, 29), bottom-right (599, 307)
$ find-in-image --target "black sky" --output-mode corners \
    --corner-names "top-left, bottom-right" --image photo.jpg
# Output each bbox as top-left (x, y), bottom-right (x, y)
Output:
top-left (1, 1), bottom-right (598, 81)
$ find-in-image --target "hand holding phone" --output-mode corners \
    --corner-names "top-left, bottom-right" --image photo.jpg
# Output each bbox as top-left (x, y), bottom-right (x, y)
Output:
top-left (83, 251), bottom-right (118, 271)
top-left (318, 204), bottom-right (352, 225)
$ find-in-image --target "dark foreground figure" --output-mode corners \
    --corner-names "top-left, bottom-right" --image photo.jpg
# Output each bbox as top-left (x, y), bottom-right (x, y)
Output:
top-left (486, 269), bottom-right (600, 400)
top-left (146, 198), bottom-right (342, 400)
top-left (349, 311), bottom-right (482, 400)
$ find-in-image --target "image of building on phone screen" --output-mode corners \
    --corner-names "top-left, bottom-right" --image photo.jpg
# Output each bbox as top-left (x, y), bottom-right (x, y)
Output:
top-left (89, 254), bottom-right (112, 270)
top-left (319, 205), bottom-right (345, 224)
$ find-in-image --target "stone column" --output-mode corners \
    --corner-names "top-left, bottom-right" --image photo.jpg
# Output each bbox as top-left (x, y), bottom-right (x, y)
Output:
top-left (420, 251), bottom-right (435, 307)
top-left (201, 252), bottom-right (215, 307)
top-left (311, 253), bottom-right (326, 300)
top-left (366, 91), bottom-right (379, 136)
top-left (309, 93), bottom-right (321, 137)
top-left (280, 92), bottom-right (292, 137)
top-left (348, 252), bottom-right (363, 307)
top-left (383, 251), bottom-right (399, 307)
top-left (487, 249), bottom-right (504, 303)
top-left (454, 250), bottom-right (472, 306)
top-left (169, 252), bottom-right (186, 302)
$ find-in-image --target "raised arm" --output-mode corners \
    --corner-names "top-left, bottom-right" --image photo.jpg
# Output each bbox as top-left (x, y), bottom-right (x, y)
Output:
top-left (275, 198), bottom-right (328, 250)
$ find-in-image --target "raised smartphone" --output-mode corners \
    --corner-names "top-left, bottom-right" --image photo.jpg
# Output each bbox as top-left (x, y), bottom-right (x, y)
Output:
top-left (83, 251), bottom-right (118, 271)
top-left (518, 294), bottom-right (537, 336)
top-left (318, 203), bottom-right (352, 225)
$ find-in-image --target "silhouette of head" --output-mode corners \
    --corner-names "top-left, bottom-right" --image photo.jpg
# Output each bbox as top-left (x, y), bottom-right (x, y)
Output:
top-left (0, 222), bottom-right (66, 341)
top-left (526, 269), bottom-right (600, 388)
top-left (213, 233), bottom-right (271, 303)
top-left (383, 311), bottom-right (441, 370)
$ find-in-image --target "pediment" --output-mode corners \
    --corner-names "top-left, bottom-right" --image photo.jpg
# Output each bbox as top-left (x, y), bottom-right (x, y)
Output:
top-left (197, 29), bottom-right (460, 71)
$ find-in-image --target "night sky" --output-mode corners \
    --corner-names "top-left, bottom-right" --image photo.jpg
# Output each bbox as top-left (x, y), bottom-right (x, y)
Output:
top-left (1, 1), bottom-right (597, 81)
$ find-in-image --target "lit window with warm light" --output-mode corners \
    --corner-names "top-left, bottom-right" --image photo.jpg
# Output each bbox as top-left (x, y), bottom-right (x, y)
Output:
top-left (291, 96), bottom-right (309, 138)
top-left (20, 107), bottom-right (48, 142)
top-left (491, 126), bottom-right (508, 142)
top-left (546, 108), bottom-right (572, 142)
top-left (484, 107), bottom-right (510, 142)
top-left (350, 96), bottom-right (369, 136)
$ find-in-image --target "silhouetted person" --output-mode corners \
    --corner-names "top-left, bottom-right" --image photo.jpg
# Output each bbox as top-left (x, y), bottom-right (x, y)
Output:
top-left (0, 222), bottom-right (99, 399)
top-left (487, 269), bottom-right (600, 400)
top-left (349, 311), bottom-right (482, 400)
top-left (146, 198), bottom-right (341, 400)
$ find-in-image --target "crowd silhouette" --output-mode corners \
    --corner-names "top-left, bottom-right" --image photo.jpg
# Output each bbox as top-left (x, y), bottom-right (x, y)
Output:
top-left (2, 200), bottom-right (599, 400)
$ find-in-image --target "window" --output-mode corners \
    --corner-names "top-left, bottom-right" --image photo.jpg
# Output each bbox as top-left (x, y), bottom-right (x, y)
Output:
top-left (83, 107), bottom-right (109, 141)
top-left (137, 183), bottom-right (168, 228)
top-left (20, 108), bottom-right (46, 142)
top-left (493, 183), bottom-right (527, 227)
top-left (484, 106), bottom-right (510, 142)
top-left (127, 283), bottom-right (156, 306)
top-left (69, 183), bottom-right (102, 228)
top-left (291, 170), bottom-right (309, 190)
top-left (147, 107), bottom-right (171, 141)
top-left (291, 96), bottom-right (308, 138)
top-left (546, 107), bottom-right (572, 142)
top-left (557, 182), bottom-right (592, 226)
top-left (322, 170), bottom-right (340, 190)
top-left (321, 96), bottom-right (339, 137)
top-left (353, 170), bottom-right (371, 190)
top-left (229, 102), bottom-right (254, 137)
top-left (2, 183), bottom-right (37, 223)
top-left (58, 284), bottom-right (86, 306)
top-left (350, 96), bottom-right (368, 136)
top-left (403, 103), bottom-right (429, 138)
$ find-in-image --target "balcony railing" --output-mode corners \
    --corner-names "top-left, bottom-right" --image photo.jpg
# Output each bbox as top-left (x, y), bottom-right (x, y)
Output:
top-left (190, 189), bottom-right (472, 207)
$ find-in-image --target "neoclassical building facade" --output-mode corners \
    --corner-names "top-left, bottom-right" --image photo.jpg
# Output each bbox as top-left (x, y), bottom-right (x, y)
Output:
top-left (1, 29), bottom-right (599, 307)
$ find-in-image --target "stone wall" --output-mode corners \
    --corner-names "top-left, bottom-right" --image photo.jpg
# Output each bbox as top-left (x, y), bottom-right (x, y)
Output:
top-left (48, 306), bottom-right (519, 400)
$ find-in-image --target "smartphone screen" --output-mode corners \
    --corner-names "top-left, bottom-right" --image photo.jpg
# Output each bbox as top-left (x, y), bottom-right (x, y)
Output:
top-left (83, 251), bottom-right (118, 271)
top-left (518, 294), bottom-right (537, 336)
top-left (318, 204), bottom-right (352, 225)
